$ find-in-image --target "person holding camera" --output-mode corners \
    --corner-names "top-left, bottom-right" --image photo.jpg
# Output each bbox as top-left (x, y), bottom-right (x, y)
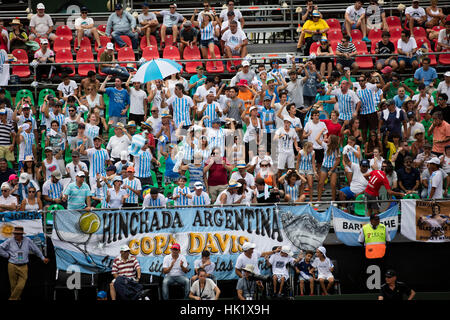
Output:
top-left (236, 264), bottom-right (259, 300)
top-left (189, 268), bottom-right (221, 300)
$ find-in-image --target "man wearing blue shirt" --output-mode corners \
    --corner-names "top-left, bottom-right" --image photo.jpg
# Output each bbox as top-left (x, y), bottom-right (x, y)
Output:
top-left (63, 171), bottom-right (92, 210)
top-left (106, 3), bottom-right (138, 49)
top-left (100, 75), bottom-right (130, 126)
top-left (0, 226), bottom-right (49, 300)
top-left (413, 57), bottom-right (437, 87)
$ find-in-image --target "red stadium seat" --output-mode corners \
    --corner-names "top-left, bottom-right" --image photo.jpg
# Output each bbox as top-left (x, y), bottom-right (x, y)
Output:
top-left (55, 25), bottom-right (73, 42)
top-left (206, 45), bottom-right (224, 73)
top-left (53, 36), bottom-right (71, 53)
top-left (76, 48), bottom-right (96, 77)
top-left (412, 27), bottom-right (427, 41)
top-left (97, 47), bottom-right (107, 76)
top-left (326, 18), bottom-right (341, 31)
top-left (163, 45), bottom-right (180, 61)
top-left (309, 41), bottom-right (321, 54)
top-left (11, 49), bottom-right (30, 78)
top-left (226, 56), bottom-right (242, 73)
top-left (74, 37), bottom-right (92, 51)
top-left (117, 46), bottom-right (136, 69)
top-left (140, 35), bottom-right (157, 50)
top-left (160, 32), bottom-right (175, 47)
top-left (439, 50), bottom-right (450, 65)
top-left (55, 49), bottom-right (75, 76)
top-left (389, 27), bottom-right (402, 43)
top-left (368, 29), bottom-right (383, 43)
top-left (95, 35), bottom-right (111, 52)
top-left (115, 35), bottom-right (132, 50)
top-left (415, 38), bottom-right (437, 66)
top-left (432, 26), bottom-right (444, 33)
top-left (183, 45), bottom-right (202, 74)
top-left (386, 16), bottom-right (402, 29)
top-left (350, 29), bottom-right (363, 42)
top-left (142, 45), bottom-right (160, 61)
top-left (353, 40), bottom-right (373, 69)
top-left (327, 29), bottom-right (343, 43)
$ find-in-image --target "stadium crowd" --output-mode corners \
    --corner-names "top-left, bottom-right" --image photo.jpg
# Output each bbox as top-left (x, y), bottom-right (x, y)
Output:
top-left (0, 0), bottom-right (448, 217)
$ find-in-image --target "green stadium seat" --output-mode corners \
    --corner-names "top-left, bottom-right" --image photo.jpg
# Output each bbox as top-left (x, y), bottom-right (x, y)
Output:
top-left (4, 89), bottom-right (13, 105)
top-left (15, 89), bottom-right (35, 106)
top-left (38, 88), bottom-right (56, 106)
top-left (354, 194), bottom-right (366, 216)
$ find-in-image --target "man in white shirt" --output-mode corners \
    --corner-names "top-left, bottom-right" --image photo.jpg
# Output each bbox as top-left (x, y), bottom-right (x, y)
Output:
top-left (405, 0), bottom-right (427, 31)
top-left (221, 20), bottom-right (248, 59)
top-left (426, 158), bottom-right (444, 199)
top-left (230, 161), bottom-right (255, 189)
top-left (266, 246), bottom-right (297, 297)
top-left (125, 74), bottom-right (148, 125)
top-left (274, 118), bottom-right (301, 176)
top-left (436, 21), bottom-right (450, 52)
top-left (106, 123), bottom-right (131, 162)
top-left (220, 0), bottom-right (245, 27)
top-left (65, 151), bottom-right (88, 182)
top-left (57, 73), bottom-right (78, 101)
top-left (162, 243), bottom-right (190, 300)
top-left (345, 0), bottom-right (370, 42)
top-left (193, 77), bottom-right (216, 103)
top-left (437, 71), bottom-right (450, 105)
top-left (339, 157), bottom-right (370, 210)
top-left (137, 3), bottom-right (159, 46)
top-left (220, 11), bottom-right (243, 34)
top-left (29, 3), bottom-right (56, 41)
top-left (0, 182), bottom-right (17, 211)
top-left (397, 30), bottom-right (419, 73)
top-left (74, 7), bottom-right (102, 50)
top-left (235, 242), bottom-right (275, 278)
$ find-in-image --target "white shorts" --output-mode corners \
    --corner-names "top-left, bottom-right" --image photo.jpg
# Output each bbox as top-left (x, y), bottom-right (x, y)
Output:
top-left (273, 273), bottom-right (289, 281)
top-left (317, 273), bottom-right (334, 280)
top-left (278, 152), bottom-right (295, 170)
top-left (82, 29), bottom-right (93, 37)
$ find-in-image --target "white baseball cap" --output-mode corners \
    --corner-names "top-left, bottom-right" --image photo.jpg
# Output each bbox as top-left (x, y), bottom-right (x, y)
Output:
top-left (40, 38), bottom-right (49, 45)
top-left (1, 182), bottom-right (11, 190)
top-left (194, 181), bottom-right (203, 190)
top-left (426, 157), bottom-right (441, 165)
top-left (37, 3), bottom-right (45, 9)
top-left (106, 42), bottom-right (114, 50)
top-left (120, 245), bottom-right (130, 252)
top-left (76, 171), bottom-right (86, 177)
top-left (242, 60), bottom-right (250, 67)
top-left (445, 71), bottom-right (450, 77)
top-left (242, 242), bottom-right (256, 251)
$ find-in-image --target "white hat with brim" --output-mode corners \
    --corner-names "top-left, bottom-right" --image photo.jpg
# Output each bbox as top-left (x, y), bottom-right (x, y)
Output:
top-left (242, 241), bottom-right (256, 251)
top-left (194, 182), bottom-right (203, 190)
top-left (51, 170), bottom-right (62, 180)
top-left (228, 180), bottom-right (242, 188)
top-left (426, 158), bottom-right (441, 165)
top-left (242, 264), bottom-right (255, 273)
top-left (317, 246), bottom-right (327, 257)
top-left (120, 245), bottom-right (130, 252)
top-left (281, 245), bottom-right (293, 256)
top-left (19, 173), bottom-right (30, 184)
top-left (1, 182), bottom-right (11, 190)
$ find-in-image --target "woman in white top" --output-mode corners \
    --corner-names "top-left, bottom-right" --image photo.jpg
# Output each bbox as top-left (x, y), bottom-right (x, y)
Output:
top-left (425, 0), bottom-right (445, 28)
top-left (165, 73), bottom-right (189, 96)
top-left (195, 135), bottom-right (212, 165)
top-left (106, 176), bottom-right (128, 209)
top-left (81, 84), bottom-right (105, 117)
top-left (226, 134), bottom-right (245, 165)
top-left (189, 268), bottom-right (220, 300)
top-left (370, 147), bottom-right (384, 171)
top-left (241, 105), bottom-right (263, 163)
top-left (20, 186), bottom-right (43, 211)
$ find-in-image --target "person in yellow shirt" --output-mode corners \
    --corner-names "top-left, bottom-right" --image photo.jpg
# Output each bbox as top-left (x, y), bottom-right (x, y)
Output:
top-left (297, 10), bottom-right (329, 55)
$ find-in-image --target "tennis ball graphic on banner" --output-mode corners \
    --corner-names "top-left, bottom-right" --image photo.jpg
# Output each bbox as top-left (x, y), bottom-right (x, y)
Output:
top-left (79, 212), bottom-right (101, 234)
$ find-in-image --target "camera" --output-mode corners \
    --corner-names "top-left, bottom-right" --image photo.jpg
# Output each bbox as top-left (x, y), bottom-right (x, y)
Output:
top-left (248, 273), bottom-right (271, 282)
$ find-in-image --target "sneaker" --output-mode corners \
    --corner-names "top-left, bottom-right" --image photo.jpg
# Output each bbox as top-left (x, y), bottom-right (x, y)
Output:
top-left (75, 46), bottom-right (80, 51)
top-left (313, 203), bottom-right (320, 208)
top-left (98, 45), bottom-right (103, 49)
top-left (362, 36), bottom-right (370, 42)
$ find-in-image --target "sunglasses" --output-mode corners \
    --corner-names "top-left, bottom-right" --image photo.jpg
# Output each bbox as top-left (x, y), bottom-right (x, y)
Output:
top-left (260, 164), bottom-right (269, 167)
top-left (151, 110), bottom-right (158, 113)
top-left (69, 109), bottom-right (76, 112)
top-left (28, 190), bottom-right (36, 193)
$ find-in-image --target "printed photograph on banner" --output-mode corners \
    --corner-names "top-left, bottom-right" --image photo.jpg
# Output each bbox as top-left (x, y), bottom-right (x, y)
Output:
top-left (416, 201), bottom-right (450, 242)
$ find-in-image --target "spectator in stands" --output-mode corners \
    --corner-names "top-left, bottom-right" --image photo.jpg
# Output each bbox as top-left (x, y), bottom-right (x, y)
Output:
top-left (0, 20), bottom-right (7, 52)
top-left (179, 21), bottom-right (199, 58)
top-left (142, 187), bottom-right (167, 207)
top-left (192, 249), bottom-right (216, 283)
top-left (379, 99), bottom-right (407, 141)
top-left (329, 79), bottom-right (361, 125)
top-left (106, 3), bottom-right (138, 49)
top-left (42, 170), bottom-right (65, 209)
top-left (189, 268), bottom-right (220, 300)
top-left (413, 57), bottom-right (437, 88)
top-left (300, 0), bottom-right (322, 24)
top-left (220, 11), bottom-right (242, 35)
top-left (404, 112), bottom-right (425, 143)
top-left (425, 0), bottom-right (446, 29)
top-left (345, 0), bottom-right (370, 42)
top-left (311, 246), bottom-right (335, 296)
top-left (437, 72), bottom-right (450, 105)
top-left (110, 244), bottom-right (141, 300)
top-left (63, 171), bottom-right (91, 210)
top-left (356, 73), bottom-right (382, 144)
top-left (19, 182), bottom-right (42, 211)
top-left (220, 0), bottom-right (245, 28)
top-left (17, 120), bottom-right (36, 168)
top-left (138, 3), bottom-right (159, 47)
top-left (397, 156), bottom-right (420, 195)
top-left (100, 74), bottom-right (130, 126)
top-left (33, 38), bottom-right (58, 82)
top-left (297, 10), bottom-right (329, 55)
top-left (431, 93), bottom-right (450, 123)
top-left (365, 0), bottom-right (388, 32)
top-left (29, 3), bottom-right (56, 42)
top-left (426, 157), bottom-right (445, 199)
top-left (335, 34), bottom-right (359, 73)
top-left (397, 30), bottom-right (419, 73)
top-left (255, 176), bottom-right (282, 203)
top-left (74, 7), bottom-right (102, 51)
top-left (106, 175), bottom-right (128, 208)
top-left (405, 0), bottom-right (427, 32)
top-left (57, 73), bottom-right (79, 101)
top-left (124, 74), bottom-right (148, 124)
top-left (315, 37), bottom-right (334, 79)
top-left (8, 18), bottom-right (28, 52)
top-left (99, 42), bottom-right (130, 79)
top-left (0, 108), bottom-right (15, 165)
top-left (155, 4), bottom-right (185, 48)
top-left (221, 20), bottom-right (248, 60)
top-left (428, 111), bottom-right (450, 157)
top-left (162, 243), bottom-right (190, 300)
top-left (0, 182), bottom-right (17, 211)
top-left (412, 83), bottom-right (434, 118)
top-left (196, 12), bottom-right (220, 71)
top-left (378, 269), bottom-right (416, 300)
top-left (339, 157), bottom-right (370, 210)
top-left (316, 134), bottom-right (340, 203)
top-left (0, 226), bottom-right (49, 300)
top-left (436, 21), bottom-right (450, 52)
top-left (374, 31), bottom-right (398, 72)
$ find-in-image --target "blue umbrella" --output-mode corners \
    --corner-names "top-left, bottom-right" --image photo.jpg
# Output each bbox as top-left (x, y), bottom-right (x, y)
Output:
top-left (133, 58), bottom-right (182, 83)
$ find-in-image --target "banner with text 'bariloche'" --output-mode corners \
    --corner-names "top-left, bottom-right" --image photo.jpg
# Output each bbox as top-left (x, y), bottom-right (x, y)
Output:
top-left (331, 205), bottom-right (399, 246)
top-left (0, 211), bottom-right (45, 247)
top-left (401, 200), bottom-right (450, 242)
top-left (51, 205), bottom-right (331, 279)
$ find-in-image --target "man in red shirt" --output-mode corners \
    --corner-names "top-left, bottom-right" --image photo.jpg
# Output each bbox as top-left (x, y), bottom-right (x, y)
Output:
top-left (364, 169), bottom-right (408, 216)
